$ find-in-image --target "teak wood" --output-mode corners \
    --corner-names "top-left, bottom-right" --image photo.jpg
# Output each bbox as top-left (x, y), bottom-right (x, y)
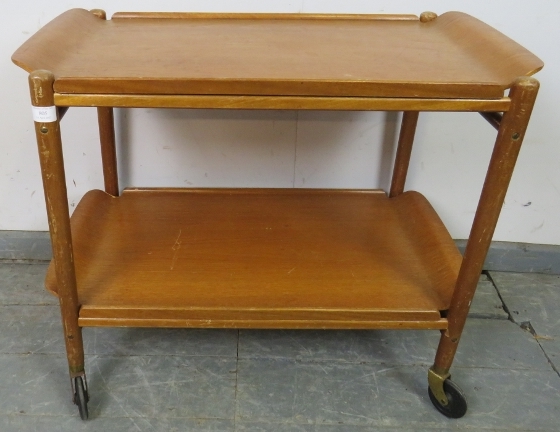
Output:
top-left (434, 77), bottom-right (540, 371)
top-left (13, 8), bottom-right (543, 419)
top-left (13, 9), bottom-right (542, 99)
top-left (28, 71), bottom-right (85, 378)
top-left (53, 94), bottom-right (512, 112)
top-left (97, 108), bottom-right (119, 196)
top-left (44, 188), bottom-right (460, 329)
top-left (390, 111), bottom-right (419, 198)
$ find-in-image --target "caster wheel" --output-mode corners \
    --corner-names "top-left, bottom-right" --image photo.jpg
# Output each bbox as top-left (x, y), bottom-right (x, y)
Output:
top-left (73, 376), bottom-right (89, 420)
top-left (428, 379), bottom-right (467, 419)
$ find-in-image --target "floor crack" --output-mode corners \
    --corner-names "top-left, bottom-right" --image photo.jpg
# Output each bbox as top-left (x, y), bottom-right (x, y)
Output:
top-left (484, 271), bottom-right (515, 323)
top-left (519, 321), bottom-right (560, 378)
top-left (486, 271), bottom-right (560, 378)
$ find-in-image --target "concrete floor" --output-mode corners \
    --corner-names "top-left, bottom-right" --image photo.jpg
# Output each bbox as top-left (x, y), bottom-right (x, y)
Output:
top-left (0, 262), bottom-right (558, 431)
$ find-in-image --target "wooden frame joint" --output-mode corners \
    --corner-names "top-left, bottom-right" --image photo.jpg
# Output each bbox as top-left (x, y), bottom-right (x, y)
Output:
top-left (480, 112), bottom-right (502, 131)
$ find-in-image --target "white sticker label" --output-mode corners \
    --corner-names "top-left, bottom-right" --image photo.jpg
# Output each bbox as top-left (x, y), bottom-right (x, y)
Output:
top-left (32, 106), bottom-right (57, 122)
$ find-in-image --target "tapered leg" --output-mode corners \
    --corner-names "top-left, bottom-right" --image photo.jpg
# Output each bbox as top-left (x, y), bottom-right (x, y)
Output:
top-left (28, 70), bottom-right (87, 411)
top-left (429, 77), bottom-right (540, 408)
top-left (389, 111), bottom-right (419, 197)
top-left (97, 107), bottom-right (119, 196)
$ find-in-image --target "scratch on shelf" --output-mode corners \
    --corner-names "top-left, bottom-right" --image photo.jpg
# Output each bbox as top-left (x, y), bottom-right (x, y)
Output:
top-left (170, 229), bottom-right (182, 270)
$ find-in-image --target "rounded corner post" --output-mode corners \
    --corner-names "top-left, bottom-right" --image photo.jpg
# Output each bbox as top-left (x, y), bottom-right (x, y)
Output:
top-left (90, 9), bottom-right (107, 20)
top-left (514, 75), bottom-right (540, 93)
top-left (28, 70), bottom-right (55, 107)
top-left (432, 75), bottom-right (540, 373)
top-left (28, 70), bottom-right (86, 380)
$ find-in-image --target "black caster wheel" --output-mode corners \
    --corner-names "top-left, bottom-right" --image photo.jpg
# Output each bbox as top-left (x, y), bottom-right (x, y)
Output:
top-left (73, 376), bottom-right (89, 420)
top-left (428, 379), bottom-right (467, 419)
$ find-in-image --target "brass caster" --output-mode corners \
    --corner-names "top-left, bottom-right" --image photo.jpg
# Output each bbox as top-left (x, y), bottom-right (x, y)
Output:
top-left (427, 368), bottom-right (467, 418)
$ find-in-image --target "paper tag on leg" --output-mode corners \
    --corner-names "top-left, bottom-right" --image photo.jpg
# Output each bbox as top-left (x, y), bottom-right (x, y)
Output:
top-left (32, 106), bottom-right (58, 122)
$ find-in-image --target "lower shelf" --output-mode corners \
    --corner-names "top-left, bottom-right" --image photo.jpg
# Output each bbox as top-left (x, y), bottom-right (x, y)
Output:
top-left (46, 188), bottom-right (462, 329)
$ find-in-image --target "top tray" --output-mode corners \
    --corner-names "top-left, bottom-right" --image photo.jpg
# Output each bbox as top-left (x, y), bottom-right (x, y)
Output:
top-left (12, 9), bottom-right (543, 99)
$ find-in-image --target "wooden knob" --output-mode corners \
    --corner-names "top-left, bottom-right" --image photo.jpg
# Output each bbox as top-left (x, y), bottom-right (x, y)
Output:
top-left (420, 12), bottom-right (438, 23)
top-left (90, 9), bottom-right (107, 20)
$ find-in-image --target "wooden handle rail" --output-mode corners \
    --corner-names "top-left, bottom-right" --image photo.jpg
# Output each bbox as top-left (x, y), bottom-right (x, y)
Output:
top-left (111, 12), bottom-right (419, 21)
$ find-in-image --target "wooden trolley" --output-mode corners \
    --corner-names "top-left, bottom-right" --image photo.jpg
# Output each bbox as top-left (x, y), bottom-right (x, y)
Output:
top-left (12, 9), bottom-right (543, 419)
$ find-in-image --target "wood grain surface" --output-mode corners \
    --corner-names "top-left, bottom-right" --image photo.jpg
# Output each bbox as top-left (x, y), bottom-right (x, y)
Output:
top-left (13, 9), bottom-right (543, 98)
top-left (45, 188), bottom-right (461, 328)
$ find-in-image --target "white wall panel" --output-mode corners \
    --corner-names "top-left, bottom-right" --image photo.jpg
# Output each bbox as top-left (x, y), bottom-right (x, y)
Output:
top-left (2, 1), bottom-right (558, 244)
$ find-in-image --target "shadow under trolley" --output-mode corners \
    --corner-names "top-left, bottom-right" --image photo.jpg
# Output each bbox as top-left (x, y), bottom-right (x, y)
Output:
top-left (12, 8), bottom-right (544, 420)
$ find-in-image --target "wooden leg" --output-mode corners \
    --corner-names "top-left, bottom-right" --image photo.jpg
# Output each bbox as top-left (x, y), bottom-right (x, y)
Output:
top-left (97, 107), bottom-right (119, 196)
top-left (430, 77), bottom-right (540, 393)
top-left (91, 10), bottom-right (119, 197)
top-left (389, 111), bottom-right (419, 197)
top-left (29, 70), bottom-right (86, 381)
